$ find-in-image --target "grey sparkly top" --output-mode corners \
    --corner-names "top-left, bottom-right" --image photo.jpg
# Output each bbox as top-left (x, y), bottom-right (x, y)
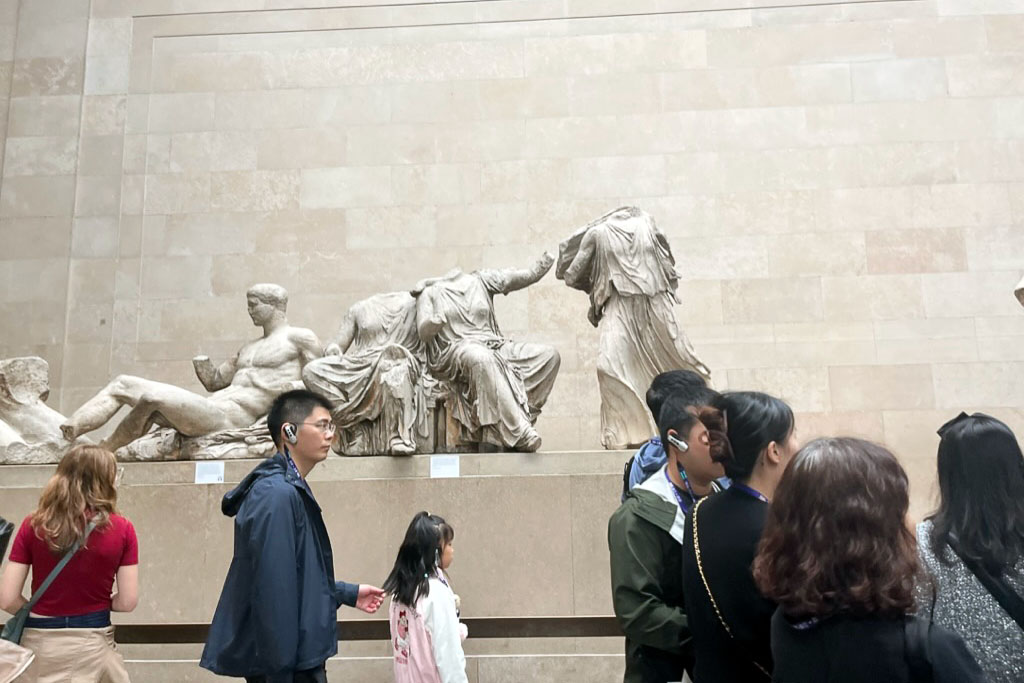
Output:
top-left (916, 520), bottom-right (1024, 683)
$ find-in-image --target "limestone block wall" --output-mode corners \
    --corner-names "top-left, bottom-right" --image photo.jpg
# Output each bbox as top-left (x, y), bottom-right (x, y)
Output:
top-left (0, 0), bottom-right (1022, 515)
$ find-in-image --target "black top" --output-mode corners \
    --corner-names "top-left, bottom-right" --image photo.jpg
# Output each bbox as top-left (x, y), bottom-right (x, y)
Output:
top-left (771, 610), bottom-right (988, 683)
top-left (681, 486), bottom-right (775, 682)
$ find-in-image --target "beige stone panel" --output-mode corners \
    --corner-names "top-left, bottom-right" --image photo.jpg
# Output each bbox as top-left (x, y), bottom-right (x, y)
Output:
top-left (18, 0), bottom-right (89, 25)
top-left (153, 50), bottom-right (270, 92)
top-left (121, 173), bottom-right (144, 215)
top-left (219, 87), bottom-right (391, 131)
top-left (255, 127), bottom-right (342, 169)
top-left (78, 134), bottom-right (123, 176)
top-left (955, 140), bottom-right (1024, 183)
top-left (71, 215), bottom-right (119, 259)
top-left (700, 340), bottom-right (777, 370)
top-left (780, 339), bottom-right (878, 368)
top-left (3, 135), bottom-right (77, 175)
top-left (567, 72), bottom-right (661, 116)
top-left (522, 115), bottom-right (641, 160)
top-left (774, 320), bottom-right (875, 343)
top-left (830, 364), bottom-right (934, 412)
top-left (0, 174), bottom-right (75, 217)
top-left (821, 274), bottom-right (924, 321)
top-left (910, 183), bottom-right (1013, 229)
top-left (875, 336), bottom-right (979, 365)
top-left (977, 337), bottom-right (1024, 362)
top-left (147, 93), bottom-right (215, 133)
top-left (0, 301), bottom-right (66, 346)
top-left (435, 202), bottom-right (528, 247)
top-left (345, 205), bottom-right (436, 249)
top-left (121, 134), bottom-right (146, 174)
top-left (525, 30), bottom-right (706, 76)
top-left (722, 276), bottom-right (823, 324)
top-left (769, 231), bottom-right (866, 277)
top-left (143, 173), bottom-right (210, 215)
top-left (11, 57), bottom-right (83, 96)
top-left (946, 55), bottom-right (1024, 97)
top-left (300, 166), bottom-right (392, 209)
top-left (61, 343), bottom-right (113, 389)
top-left (86, 17), bottom-right (131, 57)
top-left (114, 258), bottom-right (140, 302)
top-left (143, 134), bottom-right (170, 174)
top-left (939, 0), bottom-right (1024, 16)
top-left (890, 17), bottom-right (987, 58)
top-left (527, 283), bottom-right (587, 335)
top-left (347, 123), bottom-right (438, 166)
top-left (153, 296), bottom-right (249, 342)
top-left (0, 216), bottom-right (71, 259)
top-left (7, 95), bottom-right (80, 136)
top-left (985, 14), bottom-right (1024, 53)
top-left (804, 100), bottom-right (994, 147)
top-left (0, 257), bottom-right (67, 302)
top-left (210, 170), bottom-right (300, 212)
top-left (65, 302), bottom-right (113, 343)
top-left (569, 155), bottom-right (666, 198)
top-left (726, 367), bottom-right (831, 412)
top-left (534, 415), bottom-right (583, 452)
top-left (932, 361), bottom-right (1024, 408)
top-left (667, 147), bottom-right (842, 195)
top-left (865, 227), bottom-right (967, 275)
top-left (673, 234), bottom-right (771, 280)
top-left (389, 80), bottom-right (480, 124)
top-left (660, 63), bottom-right (850, 110)
top-left (851, 58), bottom-right (947, 102)
top-left (525, 199), bottom-right (619, 244)
top-left (392, 163), bottom-right (480, 206)
top-left (676, 279), bottom-right (724, 326)
top-left (479, 159), bottom-right (570, 203)
top-left (13, 21), bottom-right (87, 60)
top-left (68, 258), bottom-right (116, 303)
top-left (965, 225), bottom-right (1024, 271)
top-left (851, 143), bottom-right (959, 189)
top-left (880, 409), bottom-right (944, 519)
top-left (795, 410), bottom-right (885, 443)
top-left (74, 175), bottom-right (121, 217)
top-left (81, 94), bottom-right (126, 135)
top-left (707, 21), bottom-right (892, 68)
top-left (538, 371), bottom-right (589, 419)
top-left (167, 131), bottom-right (257, 173)
top-left (139, 255), bottom-right (213, 300)
top-left (434, 119), bottom-right (527, 163)
top-left (922, 271), bottom-right (1024, 318)
top-left (477, 654), bottom-right (621, 682)
top-left (476, 77), bottom-right (571, 120)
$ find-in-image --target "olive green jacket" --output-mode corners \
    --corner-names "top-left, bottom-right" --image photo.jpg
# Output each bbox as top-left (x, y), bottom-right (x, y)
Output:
top-left (607, 466), bottom-right (692, 683)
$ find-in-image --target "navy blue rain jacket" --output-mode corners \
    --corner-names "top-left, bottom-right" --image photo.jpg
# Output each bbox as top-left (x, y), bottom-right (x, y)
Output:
top-left (200, 452), bottom-right (359, 677)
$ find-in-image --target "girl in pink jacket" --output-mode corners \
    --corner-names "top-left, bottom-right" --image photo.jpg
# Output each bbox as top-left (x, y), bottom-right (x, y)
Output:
top-left (385, 512), bottom-right (468, 683)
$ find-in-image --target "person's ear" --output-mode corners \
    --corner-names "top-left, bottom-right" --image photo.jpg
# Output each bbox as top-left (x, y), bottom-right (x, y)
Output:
top-left (764, 441), bottom-right (781, 466)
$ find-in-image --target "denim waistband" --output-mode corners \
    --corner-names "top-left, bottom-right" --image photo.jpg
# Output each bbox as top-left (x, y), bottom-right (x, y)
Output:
top-left (25, 609), bottom-right (111, 629)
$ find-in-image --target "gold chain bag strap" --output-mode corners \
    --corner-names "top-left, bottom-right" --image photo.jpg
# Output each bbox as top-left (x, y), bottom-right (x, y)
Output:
top-left (691, 496), bottom-right (770, 679)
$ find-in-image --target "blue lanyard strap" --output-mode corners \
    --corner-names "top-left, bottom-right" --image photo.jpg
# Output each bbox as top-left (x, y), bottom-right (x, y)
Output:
top-left (663, 467), bottom-right (697, 513)
top-left (732, 482), bottom-right (768, 503)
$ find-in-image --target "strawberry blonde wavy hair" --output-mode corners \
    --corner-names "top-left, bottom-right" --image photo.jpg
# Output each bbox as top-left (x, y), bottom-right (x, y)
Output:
top-left (31, 444), bottom-right (119, 553)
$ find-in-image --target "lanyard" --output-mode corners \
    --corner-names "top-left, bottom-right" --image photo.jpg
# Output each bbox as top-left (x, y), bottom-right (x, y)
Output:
top-left (732, 482), bottom-right (768, 503)
top-left (664, 466), bottom-right (698, 513)
top-left (284, 451), bottom-right (315, 499)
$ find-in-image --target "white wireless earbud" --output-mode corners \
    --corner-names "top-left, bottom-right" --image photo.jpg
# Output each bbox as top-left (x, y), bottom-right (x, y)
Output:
top-left (666, 432), bottom-right (689, 453)
top-left (283, 424), bottom-right (298, 445)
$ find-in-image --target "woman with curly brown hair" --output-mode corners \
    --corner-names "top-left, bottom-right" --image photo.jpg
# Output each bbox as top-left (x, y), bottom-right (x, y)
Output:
top-left (753, 437), bottom-right (985, 683)
top-left (0, 444), bottom-right (138, 682)
top-left (680, 391), bottom-right (799, 681)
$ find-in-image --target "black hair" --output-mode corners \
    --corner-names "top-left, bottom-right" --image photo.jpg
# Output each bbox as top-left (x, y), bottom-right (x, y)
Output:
top-left (701, 391), bottom-right (794, 482)
top-left (383, 511), bottom-right (452, 606)
top-left (928, 412), bottom-right (1024, 577)
top-left (657, 395), bottom-right (702, 455)
top-left (645, 370), bottom-right (716, 419)
top-left (267, 389), bottom-right (332, 448)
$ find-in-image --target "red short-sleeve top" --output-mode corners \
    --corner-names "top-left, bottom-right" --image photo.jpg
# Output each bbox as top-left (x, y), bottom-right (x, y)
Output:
top-left (9, 513), bottom-right (139, 617)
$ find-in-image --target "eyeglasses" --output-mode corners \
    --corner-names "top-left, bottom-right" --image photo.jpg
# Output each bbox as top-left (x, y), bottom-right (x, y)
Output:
top-left (302, 420), bottom-right (337, 436)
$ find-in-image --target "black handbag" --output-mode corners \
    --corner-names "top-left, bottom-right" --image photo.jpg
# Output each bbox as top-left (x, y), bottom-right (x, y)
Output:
top-left (0, 521), bottom-right (96, 645)
top-left (948, 533), bottom-right (1024, 632)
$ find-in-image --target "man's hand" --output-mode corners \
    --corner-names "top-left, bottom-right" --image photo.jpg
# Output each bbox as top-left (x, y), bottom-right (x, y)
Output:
top-left (355, 584), bottom-right (385, 614)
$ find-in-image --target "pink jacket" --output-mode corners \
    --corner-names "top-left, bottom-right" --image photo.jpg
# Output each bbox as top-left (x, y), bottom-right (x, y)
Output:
top-left (389, 577), bottom-right (468, 683)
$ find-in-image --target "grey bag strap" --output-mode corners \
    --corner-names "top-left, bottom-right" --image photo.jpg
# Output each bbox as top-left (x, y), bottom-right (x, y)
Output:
top-left (23, 521), bottom-right (97, 613)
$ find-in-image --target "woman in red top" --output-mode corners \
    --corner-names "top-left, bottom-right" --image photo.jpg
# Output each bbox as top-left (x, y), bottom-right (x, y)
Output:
top-left (0, 444), bottom-right (139, 682)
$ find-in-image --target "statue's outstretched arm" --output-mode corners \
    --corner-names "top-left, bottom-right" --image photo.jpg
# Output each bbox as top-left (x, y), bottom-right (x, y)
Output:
top-left (499, 251), bottom-right (555, 293)
top-left (294, 329), bottom-right (324, 367)
top-left (193, 353), bottom-right (239, 392)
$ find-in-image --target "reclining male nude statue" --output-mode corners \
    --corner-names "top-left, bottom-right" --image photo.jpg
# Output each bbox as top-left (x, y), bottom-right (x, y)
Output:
top-left (412, 253), bottom-right (561, 452)
top-left (60, 284), bottom-right (322, 451)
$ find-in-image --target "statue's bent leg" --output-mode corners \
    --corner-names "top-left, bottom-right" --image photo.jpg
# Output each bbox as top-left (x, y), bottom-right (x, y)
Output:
top-left (380, 358), bottom-right (417, 455)
top-left (108, 388), bottom-right (240, 451)
top-left (499, 342), bottom-right (561, 421)
top-left (61, 375), bottom-right (154, 440)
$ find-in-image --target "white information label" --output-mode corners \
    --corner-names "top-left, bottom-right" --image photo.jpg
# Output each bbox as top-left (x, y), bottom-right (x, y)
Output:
top-left (429, 454), bottom-right (460, 479)
top-left (195, 461), bottom-right (225, 484)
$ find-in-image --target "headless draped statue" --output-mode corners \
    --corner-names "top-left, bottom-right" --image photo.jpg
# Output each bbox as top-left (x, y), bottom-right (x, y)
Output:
top-left (302, 291), bottom-right (435, 455)
top-left (557, 206), bottom-right (711, 450)
top-left (60, 284), bottom-right (322, 452)
top-left (413, 254), bottom-right (561, 452)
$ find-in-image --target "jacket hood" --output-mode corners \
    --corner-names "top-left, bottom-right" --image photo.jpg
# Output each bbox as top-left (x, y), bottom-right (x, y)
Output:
top-left (635, 438), bottom-right (665, 475)
top-left (221, 452), bottom-right (288, 517)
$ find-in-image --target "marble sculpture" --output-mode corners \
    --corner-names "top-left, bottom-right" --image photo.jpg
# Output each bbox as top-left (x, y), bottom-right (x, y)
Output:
top-left (0, 357), bottom-right (70, 464)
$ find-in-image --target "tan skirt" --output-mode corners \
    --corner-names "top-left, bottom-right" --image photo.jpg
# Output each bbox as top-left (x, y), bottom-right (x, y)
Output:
top-left (18, 627), bottom-right (130, 683)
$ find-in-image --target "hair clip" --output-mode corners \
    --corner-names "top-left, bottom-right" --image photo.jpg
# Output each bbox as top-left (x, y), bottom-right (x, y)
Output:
top-left (937, 411), bottom-right (971, 438)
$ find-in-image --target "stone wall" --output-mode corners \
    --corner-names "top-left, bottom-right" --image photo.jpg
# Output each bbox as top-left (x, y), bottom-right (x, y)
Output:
top-left (1, 0), bottom-right (1023, 515)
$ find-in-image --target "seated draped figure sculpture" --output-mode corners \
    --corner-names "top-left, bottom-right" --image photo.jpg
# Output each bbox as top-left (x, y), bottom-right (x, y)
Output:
top-left (302, 291), bottom-right (441, 456)
top-left (60, 284), bottom-right (322, 453)
top-left (557, 206), bottom-right (711, 450)
top-left (412, 253), bottom-right (561, 453)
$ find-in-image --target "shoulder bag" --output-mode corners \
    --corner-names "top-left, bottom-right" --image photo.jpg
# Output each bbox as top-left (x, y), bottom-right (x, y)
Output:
top-left (947, 533), bottom-right (1024, 632)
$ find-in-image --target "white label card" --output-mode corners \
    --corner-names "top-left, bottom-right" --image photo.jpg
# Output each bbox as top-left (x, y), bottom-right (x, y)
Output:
top-left (430, 455), bottom-right (460, 479)
top-left (195, 461), bottom-right (225, 484)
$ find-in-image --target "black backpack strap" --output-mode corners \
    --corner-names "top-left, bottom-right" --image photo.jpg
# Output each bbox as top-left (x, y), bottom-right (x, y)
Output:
top-left (947, 534), bottom-right (1024, 632)
top-left (904, 617), bottom-right (934, 683)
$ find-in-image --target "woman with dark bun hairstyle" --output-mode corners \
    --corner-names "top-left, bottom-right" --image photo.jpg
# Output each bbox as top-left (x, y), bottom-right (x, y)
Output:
top-left (680, 391), bottom-right (798, 682)
top-left (917, 413), bottom-right (1024, 683)
top-left (754, 437), bottom-right (985, 683)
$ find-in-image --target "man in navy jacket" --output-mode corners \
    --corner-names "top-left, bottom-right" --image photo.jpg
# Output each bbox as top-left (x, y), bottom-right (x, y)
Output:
top-left (201, 389), bottom-right (385, 682)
